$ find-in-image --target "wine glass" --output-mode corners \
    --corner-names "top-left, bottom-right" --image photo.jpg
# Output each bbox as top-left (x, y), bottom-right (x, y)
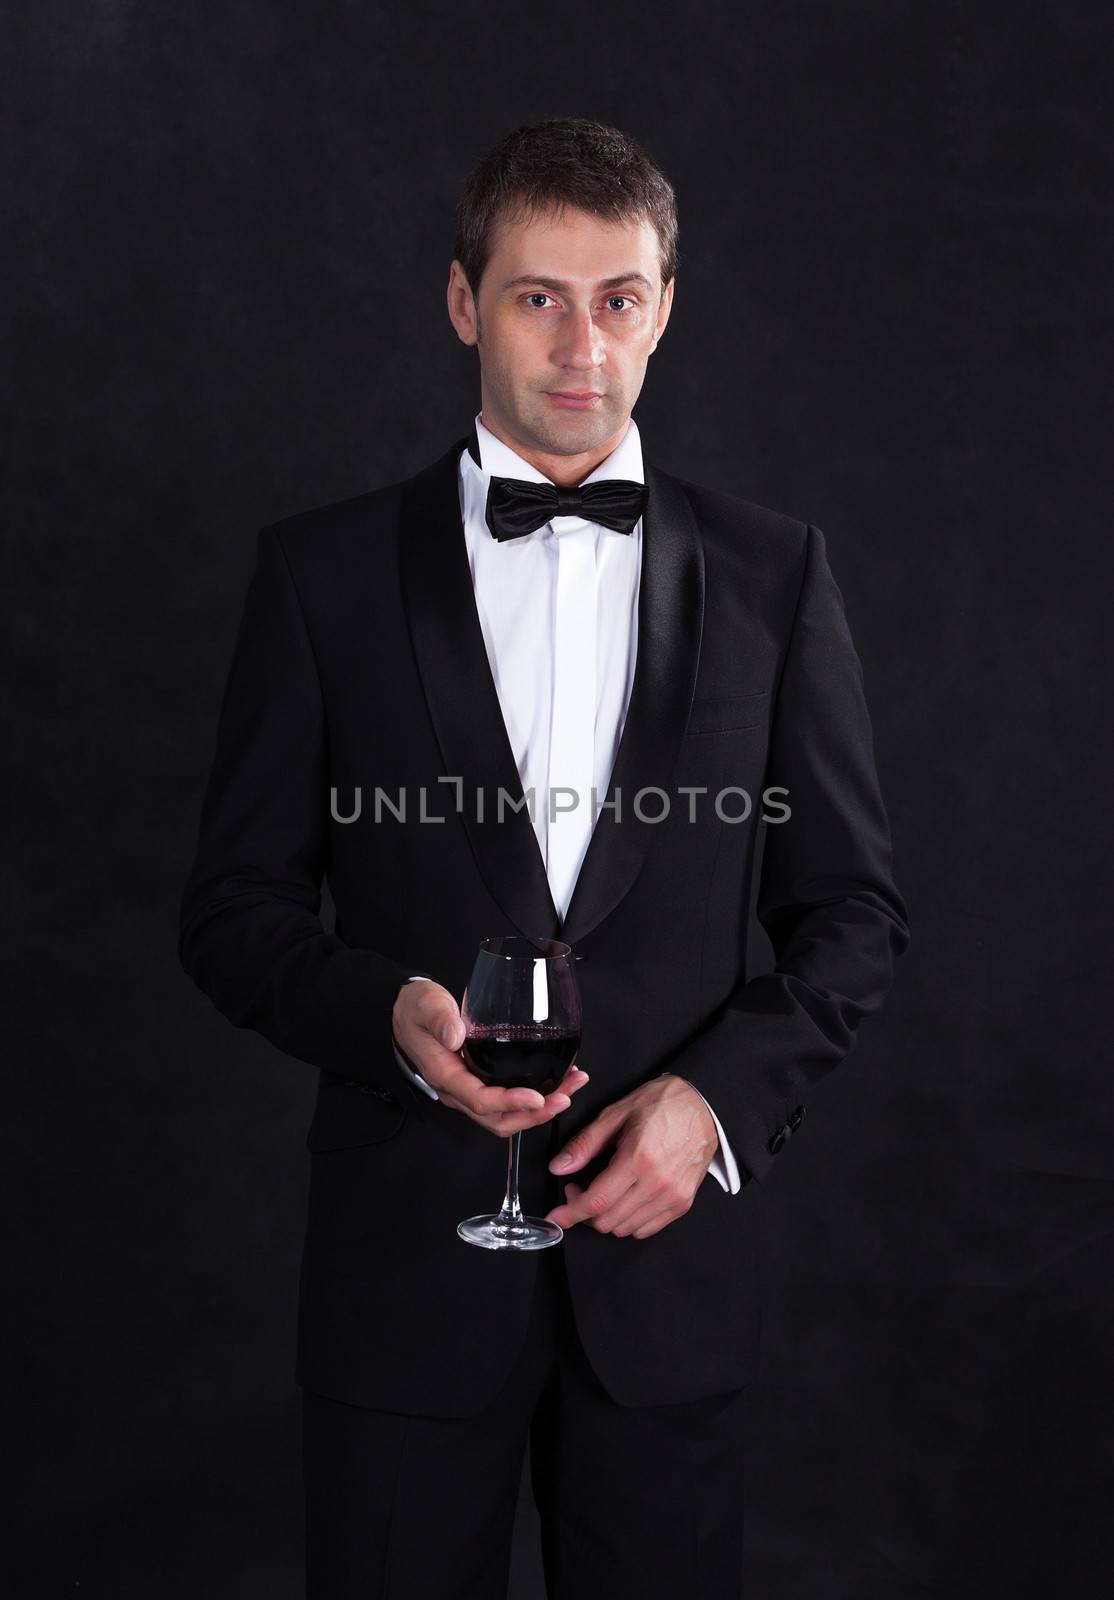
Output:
top-left (456, 935), bottom-right (582, 1251)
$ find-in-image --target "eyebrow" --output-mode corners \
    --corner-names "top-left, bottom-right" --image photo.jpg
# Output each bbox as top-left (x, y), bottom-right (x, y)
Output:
top-left (500, 271), bottom-right (656, 294)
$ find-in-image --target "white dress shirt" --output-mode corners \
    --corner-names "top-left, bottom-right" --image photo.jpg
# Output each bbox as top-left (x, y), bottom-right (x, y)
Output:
top-left (391, 411), bottom-right (742, 1194)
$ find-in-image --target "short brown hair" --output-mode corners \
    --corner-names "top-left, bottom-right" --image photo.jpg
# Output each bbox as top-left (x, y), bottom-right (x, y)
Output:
top-left (453, 117), bottom-right (679, 302)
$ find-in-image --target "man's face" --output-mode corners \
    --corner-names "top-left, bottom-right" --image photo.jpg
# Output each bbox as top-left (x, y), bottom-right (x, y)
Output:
top-left (447, 205), bottom-right (674, 468)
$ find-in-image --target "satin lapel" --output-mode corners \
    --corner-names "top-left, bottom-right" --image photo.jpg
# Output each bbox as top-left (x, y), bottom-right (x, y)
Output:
top-left (399, 437), bottom-right (562, 941)
top-left (397, 440), bottom-right (705, 951)
top-left (557, 458), bottom-right (705, 948)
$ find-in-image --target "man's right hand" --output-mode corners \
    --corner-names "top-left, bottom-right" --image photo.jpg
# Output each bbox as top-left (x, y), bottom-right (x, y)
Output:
top-left (391, 979), bottom-right (589, 1138)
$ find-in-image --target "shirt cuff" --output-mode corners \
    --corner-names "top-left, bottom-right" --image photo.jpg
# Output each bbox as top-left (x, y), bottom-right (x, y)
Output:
top-left (673, 1081), bottom-right (743, 1194)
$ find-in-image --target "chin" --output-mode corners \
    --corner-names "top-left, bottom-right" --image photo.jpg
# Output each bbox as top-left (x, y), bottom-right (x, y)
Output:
top-left (538, 409), bottom-right (611, 446)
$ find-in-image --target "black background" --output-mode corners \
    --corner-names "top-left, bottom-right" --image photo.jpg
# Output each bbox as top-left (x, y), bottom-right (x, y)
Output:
top-left (5, 3), bottom-right (1111, 1595)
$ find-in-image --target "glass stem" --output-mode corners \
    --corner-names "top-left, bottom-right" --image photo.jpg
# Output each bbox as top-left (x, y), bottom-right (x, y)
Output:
top-left (495, 1130), bottom-right (525, 1227)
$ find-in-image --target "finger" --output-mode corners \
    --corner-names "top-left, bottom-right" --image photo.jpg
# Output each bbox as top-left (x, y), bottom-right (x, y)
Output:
top-left (454, 1053), bottom-right (585, 1116)
top-left (629, 1204), bottom-right (682, 1239)
top-left (487, 1076), bottom-right (579, 1124)
top-left (440, 1056), bottom-right (548, 1117)
top-left (545, 1177), bottom-right (584, 1228)
top-left (620, 1186), bottom-right (695, 1238)
top-left (590, 1180), bottom-right (664, 1235)
top-left (548, 1101), bottom-right (624, 1176)
top-left (449, 1094), bottom-right (570, 1138)
top-left (488, 1098), bottom-right (575, 1133)
top-left (436, 1066), bottom-right (588, 1128)
top-left (546, 1164), bottom-right (639, 1229)
top-left (458, 1066), bottom-right (588, 1128)
top-left (558, 1066), bottom-right (590, 1093)
top-left (533, 1068), bottom-right (588, 1117)
top-left (546, 1177), bottom-right (602, 1229)
top-left (394, 1021), bottom-right (535, 1112)
top-left (610, 1196), bottom-right (678, 1237)
top-left (401, 1003), bottom-right (546, 1115)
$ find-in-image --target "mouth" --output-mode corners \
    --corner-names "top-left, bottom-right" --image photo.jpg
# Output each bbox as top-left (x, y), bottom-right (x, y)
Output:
top-left (546, 392), bottom-right (603, 409)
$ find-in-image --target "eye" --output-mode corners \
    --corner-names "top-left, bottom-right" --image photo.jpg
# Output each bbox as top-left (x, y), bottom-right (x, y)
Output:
top-left (521, 293), bottom-right (637, 313)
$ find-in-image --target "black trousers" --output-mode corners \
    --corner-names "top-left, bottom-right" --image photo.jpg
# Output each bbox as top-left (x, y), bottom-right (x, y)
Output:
top-left (301, 1237), bottom-right (747, 1599)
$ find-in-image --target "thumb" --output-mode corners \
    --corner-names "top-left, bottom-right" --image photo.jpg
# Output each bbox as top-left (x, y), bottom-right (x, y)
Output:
top-left (549, 1105), bottom-right (621, 1174)
top-left (438, 1013), bottom-right (463, 1051)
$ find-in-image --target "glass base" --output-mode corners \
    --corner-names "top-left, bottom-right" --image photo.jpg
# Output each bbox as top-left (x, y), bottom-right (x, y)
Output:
top-left (457, 1212), bottom-right (564, 1251)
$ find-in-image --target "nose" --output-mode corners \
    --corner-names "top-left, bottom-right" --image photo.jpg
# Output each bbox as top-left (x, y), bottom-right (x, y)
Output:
top-left (555, 307), bottom-right (605, 371)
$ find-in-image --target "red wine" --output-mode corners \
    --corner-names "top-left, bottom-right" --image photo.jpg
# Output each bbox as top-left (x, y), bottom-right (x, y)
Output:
top-left (462, 1023), bottom-right (580, 1096)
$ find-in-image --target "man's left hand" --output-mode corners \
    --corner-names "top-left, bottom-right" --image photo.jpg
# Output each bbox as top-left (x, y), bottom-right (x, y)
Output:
top-left (544, 1074), bottom-right (719, 1240)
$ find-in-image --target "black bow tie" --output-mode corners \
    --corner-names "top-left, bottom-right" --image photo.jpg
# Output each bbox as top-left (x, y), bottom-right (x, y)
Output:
top-left (484, 474), bottom-right (648, 542)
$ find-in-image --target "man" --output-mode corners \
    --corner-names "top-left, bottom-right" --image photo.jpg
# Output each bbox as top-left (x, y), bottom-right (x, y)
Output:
top-left (179, 117), bottom-right (909, 1599)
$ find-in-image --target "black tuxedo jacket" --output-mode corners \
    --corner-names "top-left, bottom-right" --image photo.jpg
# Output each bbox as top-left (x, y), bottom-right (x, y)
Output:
top-left (178, 432), bottom-right (910, 1417)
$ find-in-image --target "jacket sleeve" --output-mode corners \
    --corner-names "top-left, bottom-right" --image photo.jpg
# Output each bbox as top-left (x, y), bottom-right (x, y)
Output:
top-left (660, 523), bottom-right (911, 1184)
top-left (177, 524), bottom-right (422, 1095)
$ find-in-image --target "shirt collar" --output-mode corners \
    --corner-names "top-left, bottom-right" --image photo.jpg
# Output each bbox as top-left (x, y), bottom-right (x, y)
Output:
top-left (463, 409), bottom-right (644, 488)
